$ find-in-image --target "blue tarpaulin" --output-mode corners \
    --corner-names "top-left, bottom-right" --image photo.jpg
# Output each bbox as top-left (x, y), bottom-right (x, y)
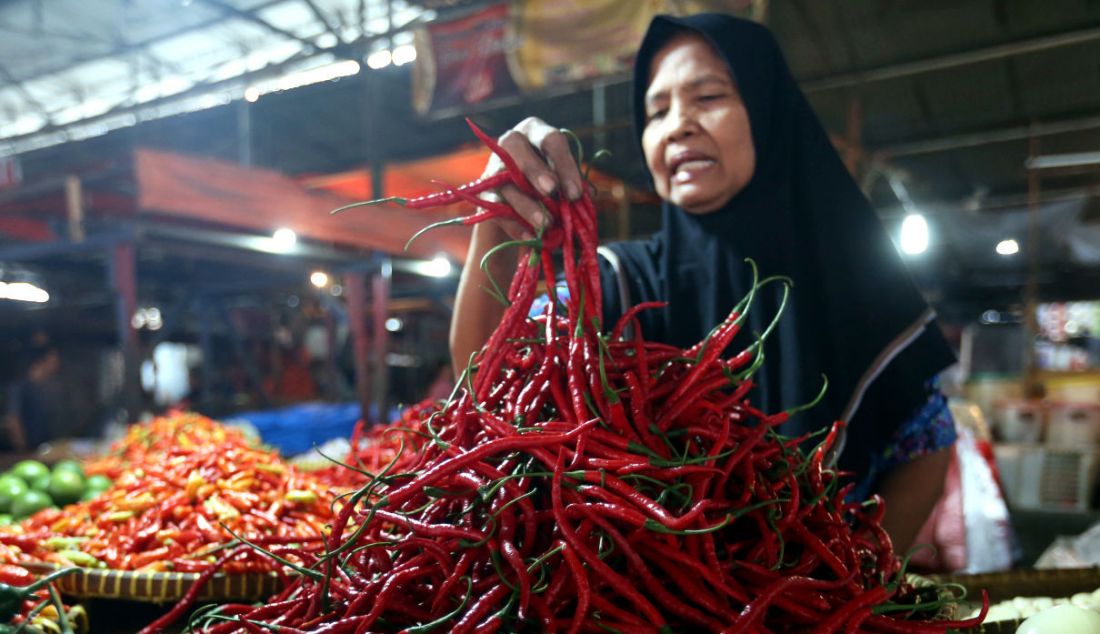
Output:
top-left (230, 402), bottom-right (362, 456)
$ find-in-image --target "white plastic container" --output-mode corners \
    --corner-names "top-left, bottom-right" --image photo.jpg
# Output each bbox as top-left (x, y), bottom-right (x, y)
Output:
top-left (993, 443), bottom-right (1100, 511)
top-left (1047, 403), bottom-right (1100, 448)
top-left (995, 400), bottom-right (1045, 443)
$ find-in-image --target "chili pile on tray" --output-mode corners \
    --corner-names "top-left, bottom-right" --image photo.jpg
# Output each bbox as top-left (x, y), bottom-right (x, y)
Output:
top-left (0, 414), bottom-right (332, 575)
top-left (311, 402), bottom-right (433, 490)
top-left (172, 124), bottom-right (987, 632)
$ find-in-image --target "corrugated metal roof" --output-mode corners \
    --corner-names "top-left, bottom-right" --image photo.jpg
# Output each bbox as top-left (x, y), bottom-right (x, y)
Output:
top-left (0, 0), bottom-right (434, 155)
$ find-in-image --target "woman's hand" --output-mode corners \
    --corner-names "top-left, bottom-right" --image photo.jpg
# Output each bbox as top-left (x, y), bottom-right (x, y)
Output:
top-left (481, 116), bottom-right (586, 239)
top-left (449, 118), bottom-right (587, 377)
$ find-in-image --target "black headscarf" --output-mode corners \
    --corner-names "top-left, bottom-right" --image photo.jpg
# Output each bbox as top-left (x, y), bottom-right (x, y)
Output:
top-left (598, 13), bottom-right (955, 483)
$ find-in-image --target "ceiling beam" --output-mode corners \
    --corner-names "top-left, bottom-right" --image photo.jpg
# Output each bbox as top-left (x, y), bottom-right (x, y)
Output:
top-left (0, 60), bottom-right (52, 124)
top-left (137, 222), bottom-right (366, 264)
top-left (802, 24), bottom-right (1100, 93)
top-left (1026, 151), bottom-right (1100, 171)
top-left (0, 48), bottom-right (328, 152)
top-left (0, 12), bottom-right (429, 155)
top-left (2, 0), bottom-right (287, 82)
top-left (194, 0), bottom-right (325, 55)
top-left (0, 22), bottom-right (112, 47)
top-left (301, 0), bottom-right (345, 44)
top-left (0, 229), bottom-right (131, 261)
top-left (142, 237), bottom-right (334, 277)
top-left (874, 112), bottom-right (1100, 157)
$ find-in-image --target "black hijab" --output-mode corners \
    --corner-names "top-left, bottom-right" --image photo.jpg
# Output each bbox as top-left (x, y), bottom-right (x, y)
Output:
top-left (599, 13), bottom-right (955, 482)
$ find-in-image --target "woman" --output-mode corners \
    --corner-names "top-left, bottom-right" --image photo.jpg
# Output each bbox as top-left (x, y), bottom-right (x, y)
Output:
top-left (451, 13), bottom-right (955, 553)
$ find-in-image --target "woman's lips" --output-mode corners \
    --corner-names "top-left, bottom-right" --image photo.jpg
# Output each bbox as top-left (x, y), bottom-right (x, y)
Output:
top-left (672, 158), bottom-right (716, 183)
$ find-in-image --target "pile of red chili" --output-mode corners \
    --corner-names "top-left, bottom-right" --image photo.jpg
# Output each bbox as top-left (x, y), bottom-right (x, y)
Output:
top-left (172, 122), bottom-right (988, 633)
top-left (0, 413), bottom-right (333, 575)
top-left (311, 402), bottom-right (434, 490)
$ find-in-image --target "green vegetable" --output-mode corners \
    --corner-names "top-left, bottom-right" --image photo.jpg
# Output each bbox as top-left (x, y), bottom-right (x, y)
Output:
top-left (56, 550), bottom-right (100, 568)
top-left (285, 490), bottom-right (318, 504)
top-left (44, 537), bottom-right (87, 552)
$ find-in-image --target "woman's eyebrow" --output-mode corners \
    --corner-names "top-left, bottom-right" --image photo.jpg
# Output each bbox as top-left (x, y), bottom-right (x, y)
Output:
top-left (645, 73), bottom-right (734, 105)
top-left (685, 74), bottom-right (734, 90)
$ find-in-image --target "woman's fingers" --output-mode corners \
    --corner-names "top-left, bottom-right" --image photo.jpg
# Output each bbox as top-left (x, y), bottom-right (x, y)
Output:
top-left (473, 117), bottom-right (584, 240)
top-left (502, 117), bottom-right (584, 201)
top-left (522, 119), bottom-right (584, 201)
top-left (498, 184), bottom-right (551, 238)
top-left (493, 216), bottom-right (534, 242)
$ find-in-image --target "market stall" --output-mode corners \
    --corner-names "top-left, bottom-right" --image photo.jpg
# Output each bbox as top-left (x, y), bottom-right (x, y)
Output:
top-left (3, 0), bottom-right (1100, 632)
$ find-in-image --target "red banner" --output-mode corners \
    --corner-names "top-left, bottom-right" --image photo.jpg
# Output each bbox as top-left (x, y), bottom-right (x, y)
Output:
top-left (412, 3), bottom-right (519, 115)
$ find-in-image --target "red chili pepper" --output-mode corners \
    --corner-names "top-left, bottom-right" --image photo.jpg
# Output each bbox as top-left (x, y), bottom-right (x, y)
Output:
top-left (402, 171), bottom-right (512, 209)
top-left (0, 564), bottom-right (34, 587)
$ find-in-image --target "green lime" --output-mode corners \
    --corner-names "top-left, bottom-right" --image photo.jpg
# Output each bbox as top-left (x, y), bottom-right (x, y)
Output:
top-left (11, 460), bottom-right (49, 485)
top-left (0, 514), bottom-right (12, 526)
top-left (85, 474), bottom-right (111, 493)
top-left (11, 490), bottom-right (53, 519)
top-left (0, 476), bottom-right (28, 514)
top-left (51, 460), bottom-right (84, 478)
top-left (47, 470), bottom-right (84, 506)
top-left (30, 472), bottom-right (50, 492)
top-left (79, 488), bottom-right (103, 502)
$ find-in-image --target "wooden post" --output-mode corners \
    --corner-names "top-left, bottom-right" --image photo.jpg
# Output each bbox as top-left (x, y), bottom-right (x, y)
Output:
top-left (614, 183), bottom-right (630, 241)
top-left (371, 260), bottom-right (392, 421)
top-left (65, 176), bottom-right (84, 242)
top-left (237, 100), bottom-right (253, 167)
top-left (1023, 133), bottom-right (1042, 397)
top-left (344, 271), bottom-right (371, 423)
top-left (198, 298), bottom-right (215, 408)
top-left (109, 242), bottom-right (141, 422)
top-left (843, 99), bottom-right (863, 179)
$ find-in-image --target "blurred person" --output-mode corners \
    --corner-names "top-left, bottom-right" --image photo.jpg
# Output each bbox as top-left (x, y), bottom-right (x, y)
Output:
top-left (265, 343), bottom-right (319, 404)
top-left (3, 343), bottom-right (65, 452)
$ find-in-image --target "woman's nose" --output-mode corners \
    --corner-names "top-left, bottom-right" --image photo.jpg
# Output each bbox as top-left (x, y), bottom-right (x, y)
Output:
top-left (664, 101), bottom-right (698, 141)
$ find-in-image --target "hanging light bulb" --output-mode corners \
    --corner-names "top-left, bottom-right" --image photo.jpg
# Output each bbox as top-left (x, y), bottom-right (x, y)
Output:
top-left (899, 213), bottom-right (929, 255)
top-left (996, 239), bottom-right (1019, 256)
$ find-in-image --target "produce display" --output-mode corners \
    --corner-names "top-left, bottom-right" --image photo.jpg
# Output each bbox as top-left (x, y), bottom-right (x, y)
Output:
top-left (137, 123), bottom-right (989, 633)
top-left (0, 414), bottom-right (333, 574)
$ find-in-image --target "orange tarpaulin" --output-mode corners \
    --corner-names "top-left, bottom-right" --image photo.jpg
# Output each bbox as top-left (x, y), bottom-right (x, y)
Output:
top-left (134, 148), bottom-right (471, 261)
top-left (300, 145), bottom-right (492, 205)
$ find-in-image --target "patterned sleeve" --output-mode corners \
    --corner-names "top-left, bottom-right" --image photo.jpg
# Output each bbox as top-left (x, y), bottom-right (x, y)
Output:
top-left (529, 282), bottom-right (571, 319)
top-left (850, 379), bottom-right (958, 501)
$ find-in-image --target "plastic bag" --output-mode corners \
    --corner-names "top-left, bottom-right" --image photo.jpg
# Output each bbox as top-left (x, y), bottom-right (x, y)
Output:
top-left (958, 423), bottom-right (1015, 572)
top-left (911, 422), bottom-right (1014, 572)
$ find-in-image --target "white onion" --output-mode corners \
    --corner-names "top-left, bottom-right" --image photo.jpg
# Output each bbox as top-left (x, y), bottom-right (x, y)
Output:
top-left (1017, 604), bottom-right (1100, 633)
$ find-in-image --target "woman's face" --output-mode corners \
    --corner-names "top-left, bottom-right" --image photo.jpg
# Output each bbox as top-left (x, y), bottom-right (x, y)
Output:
top-left (642, 33), bottom-right (755, 214)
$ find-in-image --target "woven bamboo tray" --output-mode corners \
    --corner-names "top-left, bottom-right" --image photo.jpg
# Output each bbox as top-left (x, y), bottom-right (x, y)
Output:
top-left (21, 562), bottom-right (284, 604)
top-left (932, 567), bottom-right (1100, 633)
